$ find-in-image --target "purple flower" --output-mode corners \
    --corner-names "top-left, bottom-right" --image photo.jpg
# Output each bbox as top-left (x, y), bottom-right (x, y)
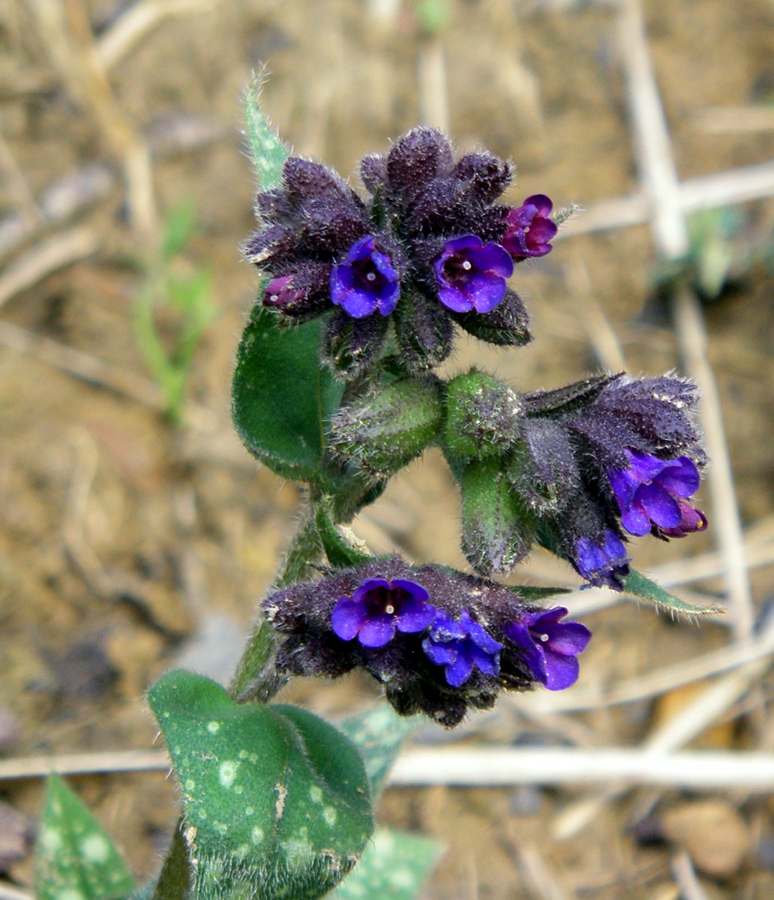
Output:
top-left (422, 609), bottom-right (503, 687)
top-left (331, 577), bottom-right (435, 648)
top-left (433, 235), bottom-right (514, 314)
top-left (504, 607), bottom-right (591, 691)
top-left (264, 274), bottom-right (305, 309)
top-left (330, 236), bottom-right (400, 319)
top-left (574, 530), bottom-right (631, 590)
top-left (608, 449), bottom-right (707, 538)
top-left (502, 195), bottom-right (558, 260)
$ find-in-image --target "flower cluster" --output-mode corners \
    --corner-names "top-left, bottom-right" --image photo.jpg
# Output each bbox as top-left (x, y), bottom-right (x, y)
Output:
top-left (451, 372), bottom-right (707, 588)
top-left (245, 129), bottom-right (557, 377)
top-left (264, 557), bottom-right (590, 727)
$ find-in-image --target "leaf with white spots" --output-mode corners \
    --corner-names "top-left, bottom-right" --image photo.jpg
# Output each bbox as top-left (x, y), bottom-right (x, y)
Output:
top-left (330, 829), bottom-right (443, 900)
top-left (338, 707), bottom-right (421, 797)
top-left (35, 773), bottom-right (136, 900)
top-left (148, 670), bottom-right (374, 900)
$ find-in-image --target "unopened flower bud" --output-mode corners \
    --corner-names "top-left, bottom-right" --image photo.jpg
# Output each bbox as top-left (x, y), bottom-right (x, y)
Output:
top-left (444, 370), bottom-right (523, 459)
top-left (329, 376), bottom-right (444, 478)
top-left (461, 457), bottom-right (535, 576)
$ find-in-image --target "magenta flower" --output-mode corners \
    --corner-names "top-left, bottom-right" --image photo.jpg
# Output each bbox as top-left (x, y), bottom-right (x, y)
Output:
top-left (330, 236), bottom-right (400, 319)
top-left (573, 530), bottom-right (631, 590)
top-left (264, 274), bottom-right (305, 309)
top-left (331, 577), bottom-right (435, 648)
top-left (433, 235), bottom-right (513, 313)
top-left (608, 449), bottom-right (707, 538)
top-left (504, 607), bottom-right (591, 691)
top-left (502, 194), bottom-right (558, 260)
top-left (422, 609), bottom-right (503, 687)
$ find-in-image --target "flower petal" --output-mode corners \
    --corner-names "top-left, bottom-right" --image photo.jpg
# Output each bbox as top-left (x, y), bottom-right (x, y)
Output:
top-left (543, 650), bottom-right (580, 691)
top-left (636, 483), bottom-right (683, 528)
top-left (331, 596), bottom-right (368, 641)
top-left (358, 614), bottom-right (397, 648)
top-left (656, 457), bottom-right (700, 498)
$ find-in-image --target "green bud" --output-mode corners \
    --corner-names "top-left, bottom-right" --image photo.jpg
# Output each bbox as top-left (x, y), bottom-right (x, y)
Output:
top-left (444, 369), bottom-right (523, 459)
top-left (329, 376), bottom-right (444, 478)
top-left (461, 457), bottom-right (534, 576)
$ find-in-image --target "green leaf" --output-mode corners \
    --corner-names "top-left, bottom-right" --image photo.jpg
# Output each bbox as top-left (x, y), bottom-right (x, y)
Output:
top-left (510, 585), bottom-right (572, 602)
top-left (330, 829), bottom-right (443, 900)
top-left (623, 568), bottom-right (721, 617)
top-left (338, 706), bottom-right (421, 797)
top-left (243, 71), bottom-right (290, 190)
top-left (162, 199), bottom-right (198, 261)
top-left (315, 502), bottom-right (371, 569)
top-left (232, 305), bottom-right (344, 484)
top-left (35, 773), bottom-right (136, 900)
top-left (148, 671), bottom-right (374, 900)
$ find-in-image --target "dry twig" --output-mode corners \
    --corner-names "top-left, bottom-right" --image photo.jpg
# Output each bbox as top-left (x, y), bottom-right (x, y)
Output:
top-left (0, 226), bottom-right (99, 311)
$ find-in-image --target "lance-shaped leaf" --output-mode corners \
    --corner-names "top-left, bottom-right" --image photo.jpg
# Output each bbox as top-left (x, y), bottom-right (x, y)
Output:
top-left (623, 569), bottom-right (721, 617)
top-left (244, 71), bottom-right (290, 190)
top-left (330, 829), bottom-right (443, 900)
top-left (148, 671), bottom-right (373, 900)
top-left (35, 773), bottom-right (136, 900)
top-left (232, 305), bottom-right (344, 485)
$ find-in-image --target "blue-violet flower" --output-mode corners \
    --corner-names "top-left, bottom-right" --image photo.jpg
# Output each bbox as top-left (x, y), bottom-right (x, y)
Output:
top-left (574, 529), bottom-right (631, 590)
top-left (608, 449), bottom-right (707, 538)
top-left (330, 236), bottom-right (400, 318)
top-left (504, 607), bottom-right (591, 691)
top-left (433, 235), bottom-right (514, 314)
top-left (331, 577), bottom-right (435, 648)
top-left (422, 608), bottom-right (503, 687)
top-left (502, 195), bottom-right (558, 260)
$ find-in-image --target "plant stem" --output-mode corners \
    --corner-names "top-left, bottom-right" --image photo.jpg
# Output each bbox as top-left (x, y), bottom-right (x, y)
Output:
top-left (229, 499), bottom-right (323, 703)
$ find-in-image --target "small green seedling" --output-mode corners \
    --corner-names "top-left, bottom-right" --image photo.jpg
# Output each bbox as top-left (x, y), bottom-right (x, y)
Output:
top-left (133, 201), bottom-right (217, 426)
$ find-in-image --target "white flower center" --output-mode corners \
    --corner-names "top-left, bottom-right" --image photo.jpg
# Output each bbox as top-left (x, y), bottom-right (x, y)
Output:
top-left (462, 260), bottom-right (472, 271)
top-left (366, 272), bottom-right (377, 281)
top-left (385, 604), bottom-right (395, 614)
top-left (539, 633), bottom-right (549, 642)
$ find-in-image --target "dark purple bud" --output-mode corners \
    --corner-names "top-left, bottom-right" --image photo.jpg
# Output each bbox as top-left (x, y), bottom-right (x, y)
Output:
top-left (331, 577), bottom-right (436, 648)
top-left (422, 609), bottom-right (503, 687)
top-left (433, 235), bottom-right (513, 313)
top-left (503, 607), bottom-right (591, 691)
top-left (386, 128), bottom-right (454, 204)
top-left (573, 530), bottom-right (631, 591)
top-left (608, 450), bottom-right (707, 538)
top-left (502, 195), bottom-right (558, 260)
top-left (330, 236), bottom-right (400, 318)
top-left (452, 153), bottom-right (513, 205)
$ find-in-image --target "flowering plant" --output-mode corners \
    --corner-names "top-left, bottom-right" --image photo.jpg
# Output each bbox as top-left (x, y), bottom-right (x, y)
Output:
top-left (35, 79), bottom-right (712, 900)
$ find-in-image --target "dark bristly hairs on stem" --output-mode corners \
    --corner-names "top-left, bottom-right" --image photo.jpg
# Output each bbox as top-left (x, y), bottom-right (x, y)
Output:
top-left (34, 74), bottom-right (714, 900)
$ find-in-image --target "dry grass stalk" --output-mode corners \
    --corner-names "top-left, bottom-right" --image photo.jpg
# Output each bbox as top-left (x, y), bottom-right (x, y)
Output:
top-left (0, 226), bottom-right (99, 310)
top-left (512, 840), bottom-right (573, 900)
top-left (0, 319), bottom-right (215, 430)
top-left (670, 852), bottom-right (711, 900)
top-left (27, 0), bottom-right (156, 239)
top-left (619, 0), bottom-right (754, 642)
top-left (96, 0), bottom-right (220, 71)
top-left (558, 159), bottom-right (774, 240)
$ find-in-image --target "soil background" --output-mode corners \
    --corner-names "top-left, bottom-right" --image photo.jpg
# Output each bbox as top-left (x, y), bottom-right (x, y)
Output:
top-left (2, 0), bottom-right (774, 897)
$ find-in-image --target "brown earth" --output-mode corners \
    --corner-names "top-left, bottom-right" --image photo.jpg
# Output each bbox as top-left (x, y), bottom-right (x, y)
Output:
top-left (1, 0), bottom-right (774, 897)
